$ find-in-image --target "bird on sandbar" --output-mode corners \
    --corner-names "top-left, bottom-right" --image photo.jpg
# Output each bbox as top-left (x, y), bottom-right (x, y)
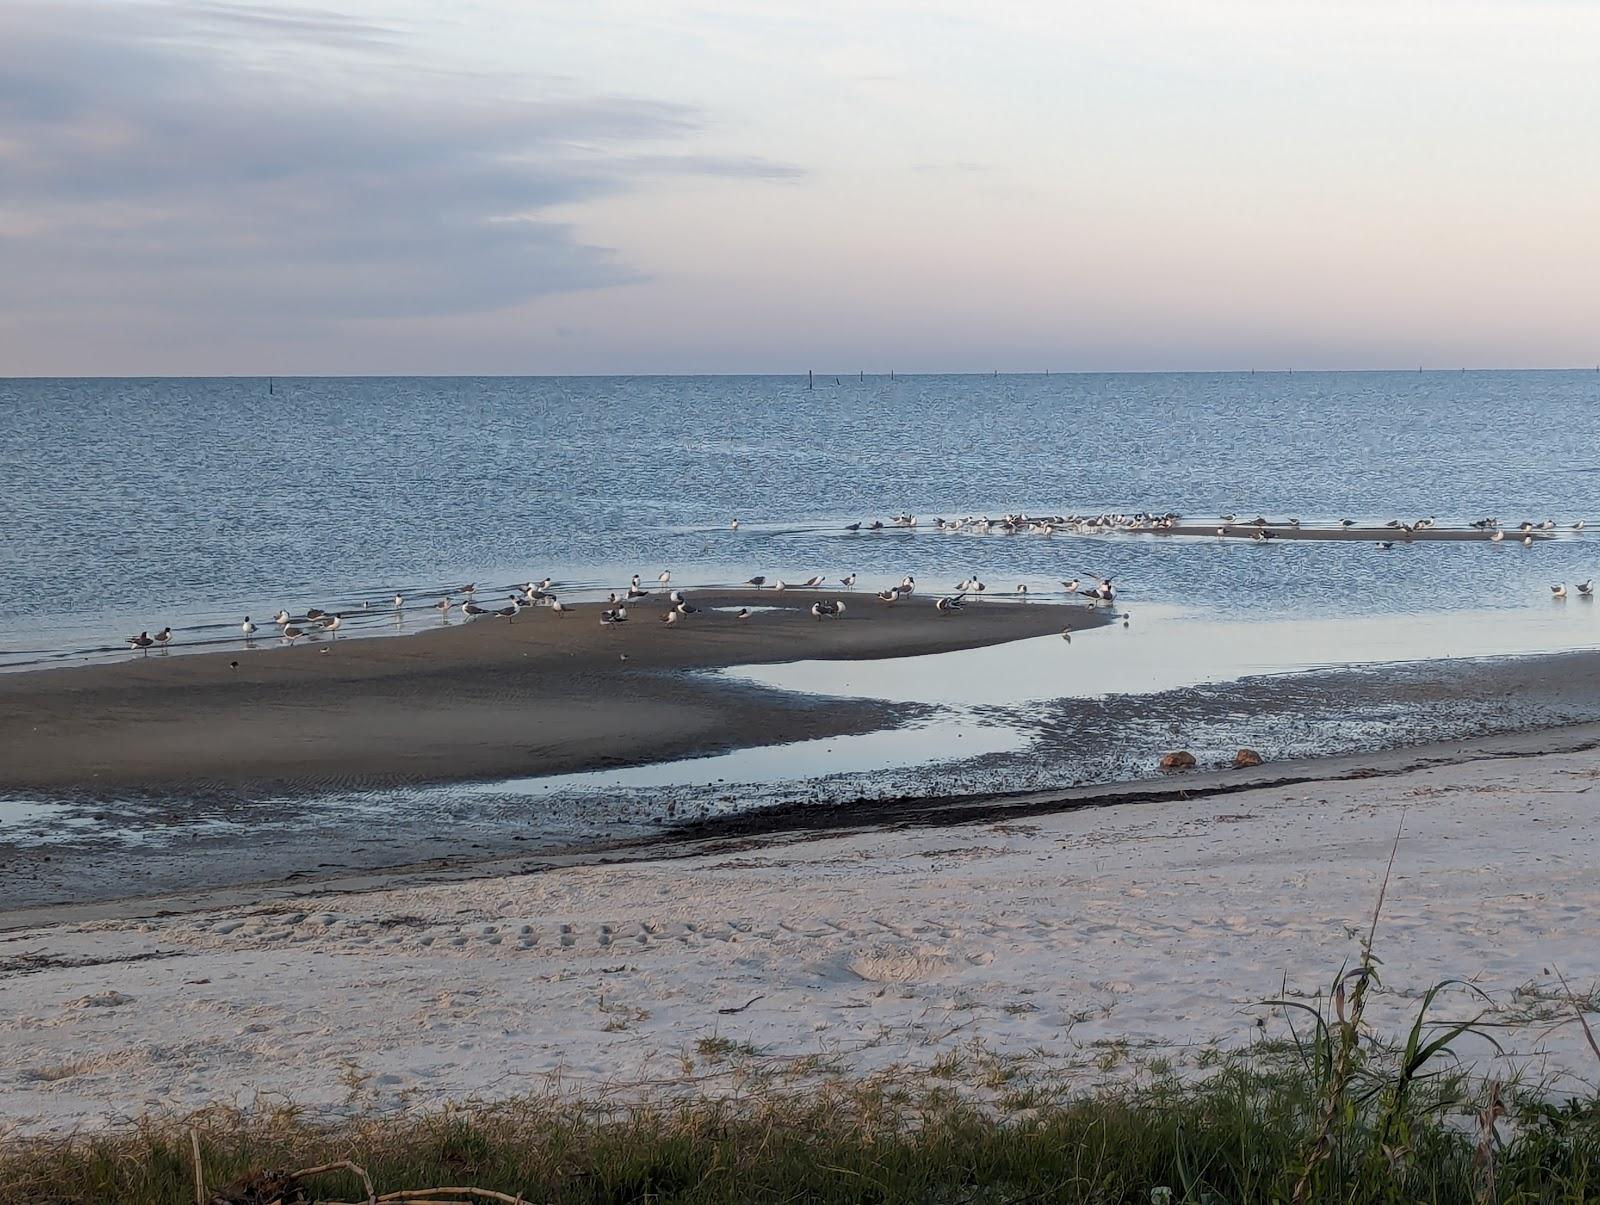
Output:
top-left (660, 609), bottom-right (679, 625)
top-left (658, 570), bottom-right (671, 586)
top-left (1015, 584), bottom-right (1029, 599)
top-left (876, 588), bottom-right (899, 603)
top-left (769, 579), bottom-right (788, 591)
top-left (935, 596), bottom-right (964, 614)
top-left (282, 624), bottom-right (305, 644)
top-left (153, 627), bottom-right (172, 650)
top-left (735, 607), bottom-right (750, 620)
top-left (127, 630), bottom-right (154, 653)
top-left (746, 575), bottom-right (766, 586)
top-left (840, 573), bottom-right (857, 590)
top-left (802, 575), bottom-right (825, 587)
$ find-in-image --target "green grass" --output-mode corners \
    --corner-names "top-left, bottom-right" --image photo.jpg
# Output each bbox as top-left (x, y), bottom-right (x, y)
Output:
top-left (1, 1058), bottom-right (1597, 1205)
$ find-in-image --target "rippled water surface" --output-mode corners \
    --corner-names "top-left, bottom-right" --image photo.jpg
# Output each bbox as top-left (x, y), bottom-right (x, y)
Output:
top-left (5, 371), bottom-right (1600, 666)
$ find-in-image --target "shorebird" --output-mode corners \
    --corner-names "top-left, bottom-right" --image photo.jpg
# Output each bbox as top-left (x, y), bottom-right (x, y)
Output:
top-left (1061, 579), bottom-right (1080, 593)
top-left (319, 614), bottom-right (342, 637)
top-left (730, 519), bottom-right (740, 530)
top-left (674, 601), bottom-right (701, 615)
top-left (1490, 531), bottom-right (1504, 543)
top-left (459, 583), bottom-right (476, 597)
top-left (282, 624), bottom-right (305, 644)
top-left (153, 626), bottom-right (172, 650)
top-left (433, 597), bottom-right (452, 616)
top-left (551, 599), bottom-right (569, 614)
top-left (802, 575), bottom-right (825, 587)
top-left (876, 588), bottom-right (898, 603)
top-left (601, 606), bottom-right (628, 625)
top-left (1575, 521), bottom-right (1587, 531)
top-left (840, 573), bottom-right (857, 590)
top-left (1579, 581), bottom-right (1594, 597)
top-left (769, 579), bottom-right (788, 591)
top-left (844, 523), bottom-right (861, 532)
top-left (658, 570), bottom-right (671, 586)
top-left (305, 608), bottom-right (326, 621)
top-left (1341, 518), bottom-right (1356, 528)
top-left (746, 576), bottom-right (766, 586)
top-left (393, 593), bottom-right (404, 609)
top-left (669, 589), bottom-right (685, 604)
top-left (127, 630), bottom-right (154, 654)
top-left (1523, 535), bottom-right (1535, 547)
top-left (736, 607), bottom-right (750, 620)
top-left (273, 610), bottom-right (291, 626)
top-left (660, 609), bottom-right (679, 624)
top-left (627, 585), bottom-right (649, 600)
top-left (1553, 584), bottom-right (1568, 599)
top-left (1375, 540), bottom-right (1394, 549)
top-left (899, 575), bottom-right (916, 595)
top-left (462, 600), bottom-right (487, 617)
top-left (1016, 584), bottom-right (1029, 600)
top-left (1061, 629), bottom-right (1072, 643)
top-left (1219, 513), bottom-right (1237, 522)
top-left (241, 616), bottom-right (256, 637)
top-left (935, 596), bottom-right (964, 614)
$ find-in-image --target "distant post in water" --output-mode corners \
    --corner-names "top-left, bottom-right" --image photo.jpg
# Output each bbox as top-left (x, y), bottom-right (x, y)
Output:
top-left (808, 369), bottom-right (813, 390)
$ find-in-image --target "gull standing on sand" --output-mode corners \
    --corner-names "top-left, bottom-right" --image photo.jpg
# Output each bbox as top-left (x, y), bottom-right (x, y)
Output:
top-left (746, 576), bottom-right (766, 586)
top-left (282, 624), bottom-right (305, 644)
top-left (658, 570), bottom-right (671, 587)
top-left (319, 614), bottom-right (342, 637)
top-left (736, 607), bottom-right (750, 620)
top-left (153, 626), bottom-right (172, 651)
top-left (840, 573), bottom-right (857, 590)
top-left (127, 630), bottom-right (154, 654)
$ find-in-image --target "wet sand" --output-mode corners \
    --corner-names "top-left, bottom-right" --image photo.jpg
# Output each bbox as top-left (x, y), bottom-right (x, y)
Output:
top-left (0, 590), bottom-right (1105, 793)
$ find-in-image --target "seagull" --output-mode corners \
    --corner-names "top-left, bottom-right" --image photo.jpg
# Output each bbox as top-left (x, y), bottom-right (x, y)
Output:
top-left (126, 630), bottom-right (154, 654)
top-left (241, 616), bottom-right (256, 637)
top-left (273, 610), bottom-right (291, 626)
top-left (305, 608), bottom-right (326, 621)
top-left (153, 627), bottom-right (172, 650)
top-left (1574, 520), bottom-right (1587, 531)
top-left (627, 586), bottom-right (649, 600)
top-left (601, 606), bottom-right (629, 625)
top-left (658, 570), bottom-right (671, 586)
top-left (802, 575), bottom-right (825, 587)
top-left (551, 600), bottom-right (569, 614)
top-left (746, 576), bottom-right (766, 586)
top-left (736, 607), bottom-right (750, 620)
top-left (1523, 535), bottom-right (1535, 547)
top-left (674, 601), bottom-right (701, 615)
top-left (433, 597), bottom-right (452, 615)
top-left (1553, 584), bottom-right (1568, 599)
top-left (1579, 581), bottom-right (1594, 596)
top-left (1015, 584), bottom-right (1029, 599)
top-left (282, 624), bottom-right (305, 643)
top-left (462, 600), bottom-right (487, 617)
top-left (769, 579), bottom-right (788, 591)
top-left (1375, 541), bottom-right (1394, 549)
top-left (898, 575), bottom-right (915, 595)
top-left (876, 588), bottom-right (899, 603)
top-left (730, 519), bottom-right (740, 530)
top-left (1340, 519), bottom-right (1356, 528)
top-left (459, 583), bottom-right (477, 597)
top-left (840, 574), bottom-right (857, 590)
top-left (1061, 629), bottom-right (1072, 643)
top-left (669, 589), bottom-right (685, 604)
top-left (844, 522), bottom-right (860, 531)
top-left (1490, 531), bottom-right (1504, 543)
top-left (1061, 579), bottom-right (1080, 593)
top-left (935, 596), bottom-right (964, 613)
top-left (318, 614), bottom-right (342, 637)
top-left (661, 609), bottom-right (679, 624)
top-left (393, 594), bottom-right (404, 609)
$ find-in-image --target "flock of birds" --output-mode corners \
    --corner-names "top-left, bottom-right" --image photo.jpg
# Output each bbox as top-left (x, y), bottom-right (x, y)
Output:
top-left (120, 508), bottom-right (1594, 657)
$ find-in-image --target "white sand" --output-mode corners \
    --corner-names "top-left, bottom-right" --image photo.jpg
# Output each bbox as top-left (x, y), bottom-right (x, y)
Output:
top-left (3, 746), bottom-right (1599, 1135)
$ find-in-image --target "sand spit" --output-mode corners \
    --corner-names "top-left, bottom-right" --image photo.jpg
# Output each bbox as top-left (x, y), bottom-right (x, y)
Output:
top-left (1, 740), bottom-right (1596, 1136)
top-left (0, 590), bottom-right (1104, 792)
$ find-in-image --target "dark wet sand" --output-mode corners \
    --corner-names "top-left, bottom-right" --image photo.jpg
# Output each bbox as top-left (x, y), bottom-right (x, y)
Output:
top-left (0, 590), bottom-right (1105, 792)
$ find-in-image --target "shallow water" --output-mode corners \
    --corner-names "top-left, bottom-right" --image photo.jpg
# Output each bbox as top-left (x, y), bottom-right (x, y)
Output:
top-left (5, 371), bottom-right (1600, 668)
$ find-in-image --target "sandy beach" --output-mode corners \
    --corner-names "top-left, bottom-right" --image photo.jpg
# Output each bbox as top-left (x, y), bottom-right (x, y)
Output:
top-left (0, 590), bottom-right (1102, 793)
top-left (3, 730), bottom-right (1597, 1137)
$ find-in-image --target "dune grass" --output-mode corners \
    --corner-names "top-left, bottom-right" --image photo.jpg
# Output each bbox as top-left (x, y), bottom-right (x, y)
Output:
top-left (1, 1051), bottom-right (1597, 1205)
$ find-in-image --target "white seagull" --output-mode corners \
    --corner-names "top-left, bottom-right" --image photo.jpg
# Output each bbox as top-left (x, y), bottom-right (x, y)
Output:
top-left (241, 616), bottom-right (257, 637)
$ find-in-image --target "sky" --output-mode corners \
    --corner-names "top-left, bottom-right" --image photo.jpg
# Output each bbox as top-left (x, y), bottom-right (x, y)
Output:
top-left (1, 0), bottom-right (1597, 375)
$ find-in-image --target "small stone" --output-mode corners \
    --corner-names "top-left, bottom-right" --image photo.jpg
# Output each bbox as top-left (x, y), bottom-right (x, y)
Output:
top-left (1233, 748), bottom-right (1265, 768)
top-left (1159, 751), bottom-right (1197, 770)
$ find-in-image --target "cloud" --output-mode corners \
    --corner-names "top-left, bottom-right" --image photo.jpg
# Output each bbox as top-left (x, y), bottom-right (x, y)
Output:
top-left (0, 1), bottom-right (800, 335)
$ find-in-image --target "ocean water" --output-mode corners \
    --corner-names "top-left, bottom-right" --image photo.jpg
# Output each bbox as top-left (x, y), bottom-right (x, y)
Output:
top-left (4, 370), bottom-right (1600, 668)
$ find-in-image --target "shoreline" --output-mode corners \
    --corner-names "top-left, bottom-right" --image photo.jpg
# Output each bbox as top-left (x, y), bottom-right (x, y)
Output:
top-left (7, 712), bottom-right (1600, 931)
top-left (0, 589), bottom-right (1105, 793)
top-left (2, 730), bottom-right (1596, 1136)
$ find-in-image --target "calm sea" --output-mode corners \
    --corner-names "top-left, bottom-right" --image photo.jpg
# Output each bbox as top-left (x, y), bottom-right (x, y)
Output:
top-left (3, 371), bottom-right (1600, 668)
